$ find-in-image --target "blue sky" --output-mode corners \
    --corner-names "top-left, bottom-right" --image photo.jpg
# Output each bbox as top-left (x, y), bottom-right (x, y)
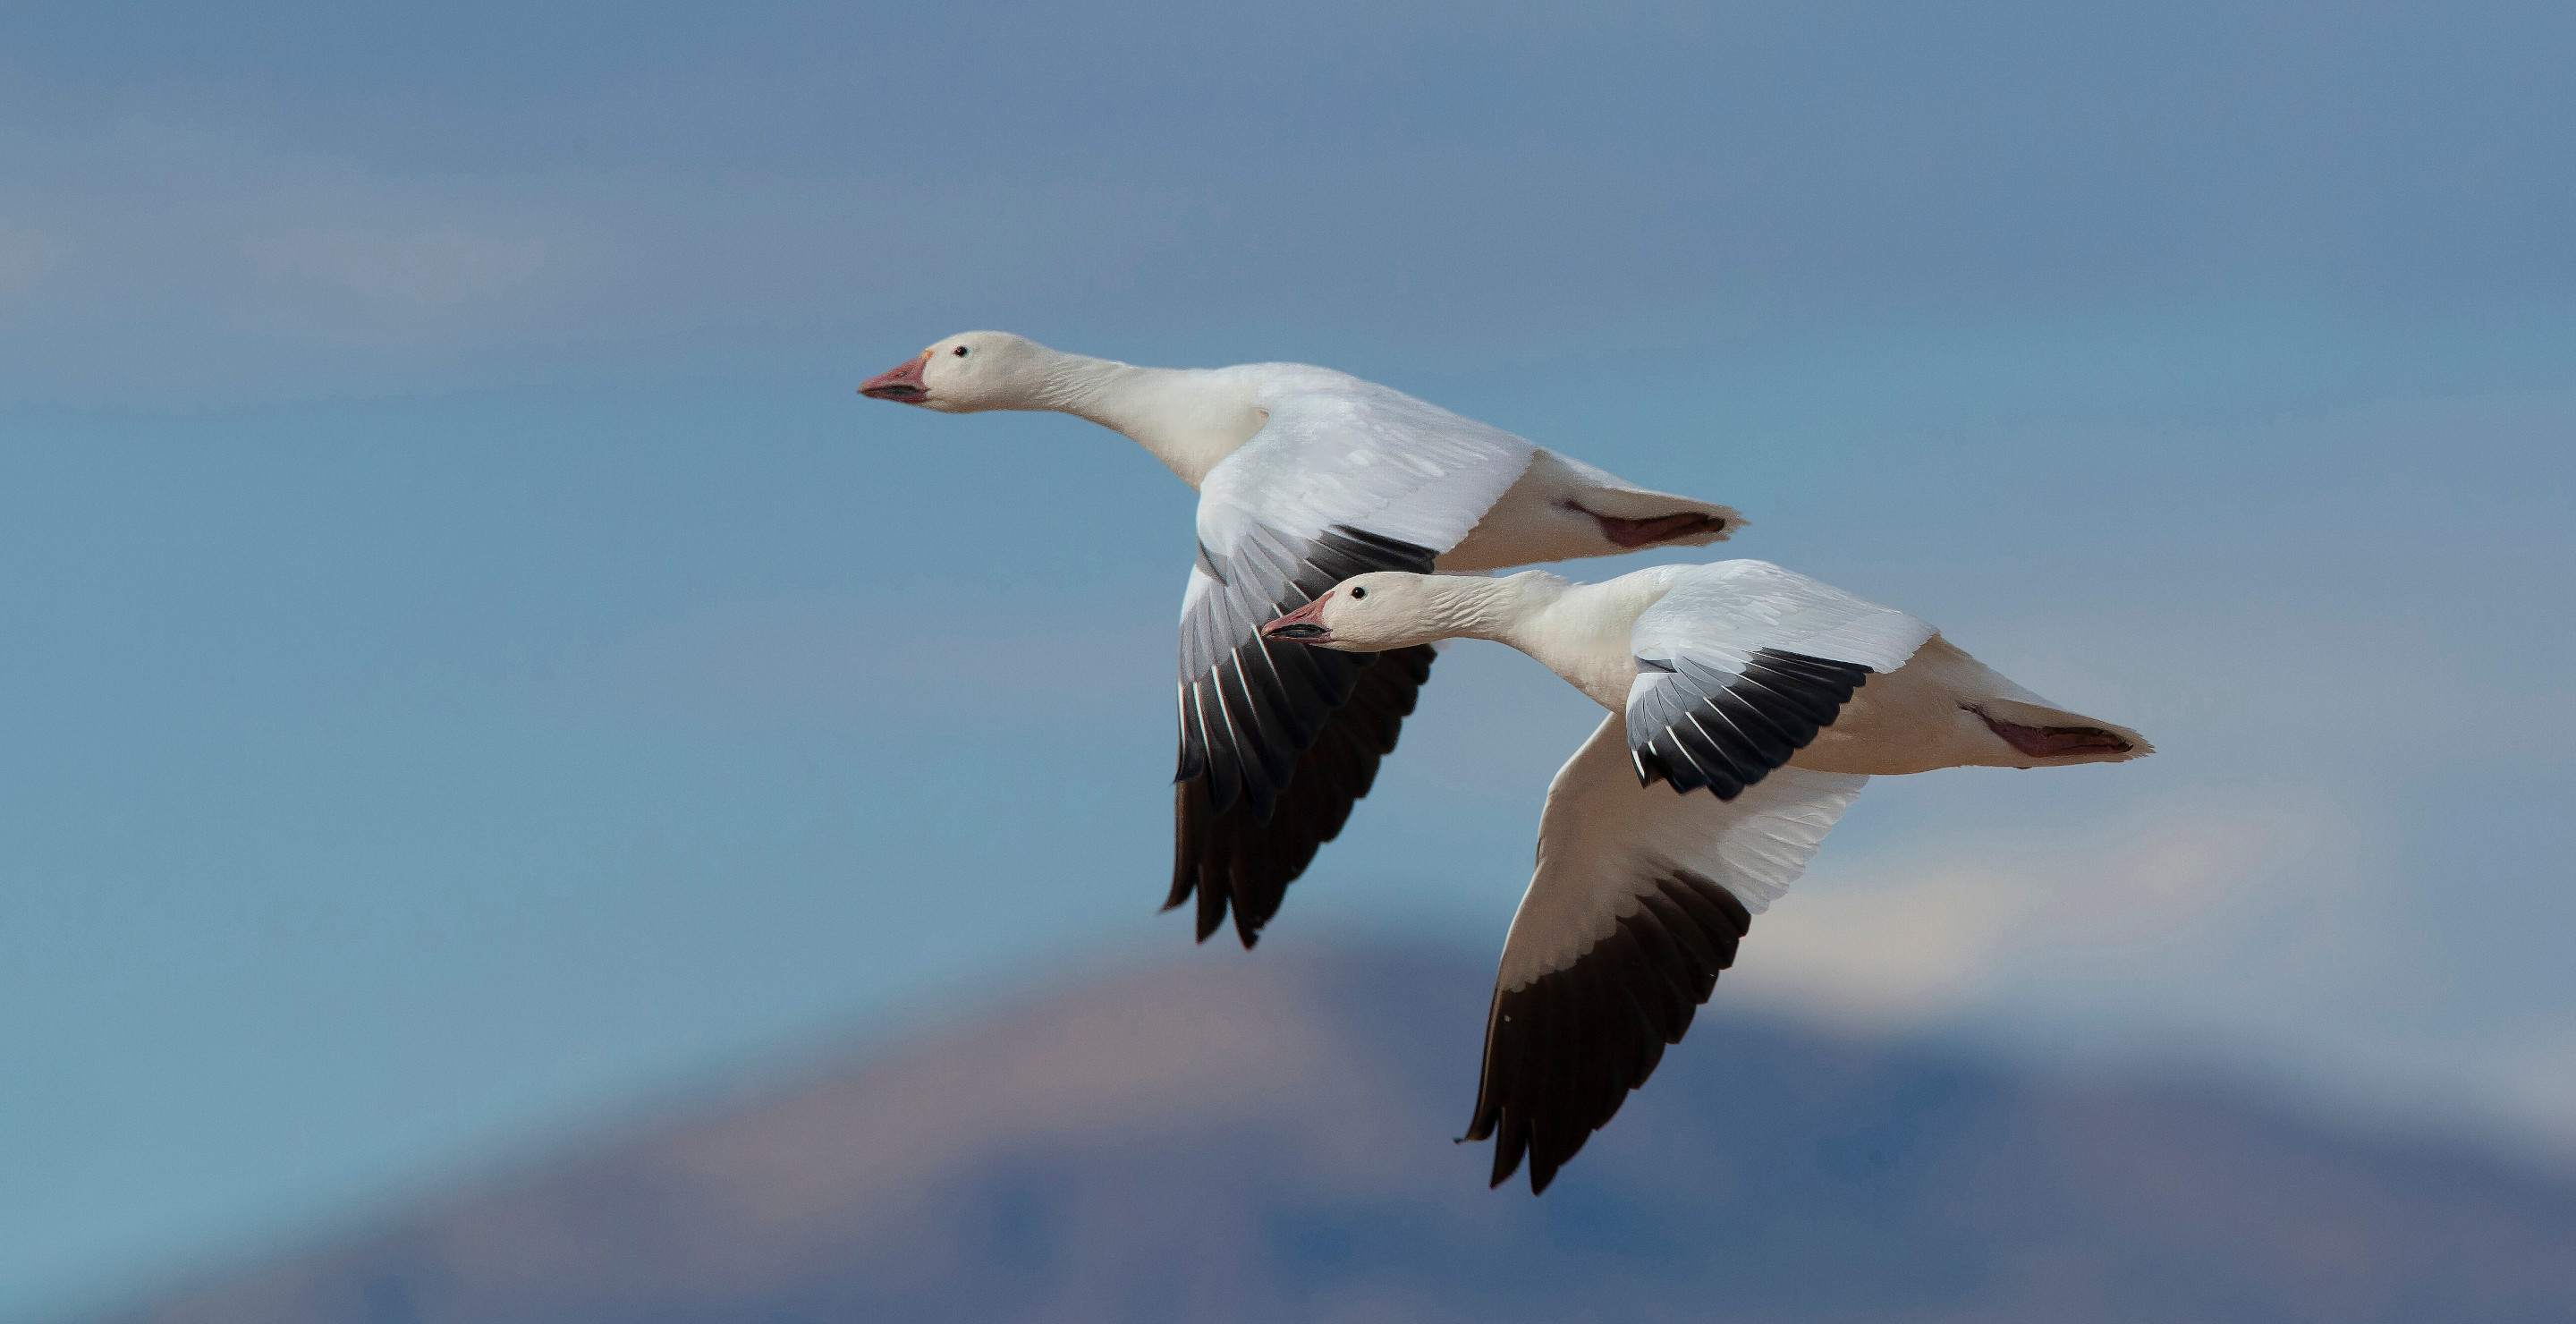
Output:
top-left (4, 2), bottom-right (2572, 1318)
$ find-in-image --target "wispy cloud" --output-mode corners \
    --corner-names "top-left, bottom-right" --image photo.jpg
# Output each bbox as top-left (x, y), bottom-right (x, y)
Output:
top-left (1733, 786), bottom-right (2352, 1031)
top-left (0, 123), bottom-right (1200, 406)
top-left (242, 227), bottom-right (546, 304)
top-left (2495, 1029), bottom-right (2576, 1149)
top-left (0, 221), bottom-right (60, 298)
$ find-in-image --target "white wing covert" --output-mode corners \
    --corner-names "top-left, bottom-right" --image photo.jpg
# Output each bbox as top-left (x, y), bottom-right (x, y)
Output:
top-left (1462, 714), bottom-right (1868, 1193)
top-left (1625, 559), bottom-right (1933, 799)
top-left (1168, 377), bottom-right (1538, 946)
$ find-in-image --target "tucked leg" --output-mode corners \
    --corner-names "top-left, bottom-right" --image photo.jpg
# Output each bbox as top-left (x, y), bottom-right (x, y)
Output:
top-left (1573, 504), bottom-right (1733, 548)
top-left (1975, 707), bottom-right (2136, 759)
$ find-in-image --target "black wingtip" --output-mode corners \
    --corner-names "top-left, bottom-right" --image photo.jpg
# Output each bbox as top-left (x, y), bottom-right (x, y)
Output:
top-left (1191, 857), bottom-right (1230, 943)
top-left (1229, 886), bottom-right (1266, 949)
top-left (1668, 767), bottom-right (1761, 802)
top-left (1169, 641), bottom-right (1438, 955)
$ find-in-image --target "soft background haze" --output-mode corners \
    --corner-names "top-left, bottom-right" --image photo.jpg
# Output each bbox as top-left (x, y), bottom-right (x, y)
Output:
top-left (4, 2), bottom-right (2571, 1318)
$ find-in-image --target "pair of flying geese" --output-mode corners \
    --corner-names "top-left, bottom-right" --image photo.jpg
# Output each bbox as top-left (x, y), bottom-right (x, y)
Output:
top-left (860, 334), bottom-right (2150, 1193)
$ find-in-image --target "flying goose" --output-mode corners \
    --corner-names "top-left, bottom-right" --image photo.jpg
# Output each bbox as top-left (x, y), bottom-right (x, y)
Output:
top-left (1261, 559), bottom-right (2150, 1191)
top-left (859, 333), bottom-right (1742, 946)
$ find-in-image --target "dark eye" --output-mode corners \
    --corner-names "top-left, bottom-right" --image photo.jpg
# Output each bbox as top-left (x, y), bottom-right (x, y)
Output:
top-left (1349, 586), bottom-right (1367, 599)
top-left (952, 344), bottom-right (969, 357)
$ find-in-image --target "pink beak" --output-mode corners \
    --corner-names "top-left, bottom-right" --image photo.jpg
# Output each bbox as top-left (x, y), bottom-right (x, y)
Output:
top-left (1262, 594), bottom-right (1335, 643)
top-left (859, 352), bottom-right (931, 403)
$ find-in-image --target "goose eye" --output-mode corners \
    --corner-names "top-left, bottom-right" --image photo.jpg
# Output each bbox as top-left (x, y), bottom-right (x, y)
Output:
top-left (1349, 586), bottom-right (1367, 599)
top-left (952, 344), bottom-right (969, 357)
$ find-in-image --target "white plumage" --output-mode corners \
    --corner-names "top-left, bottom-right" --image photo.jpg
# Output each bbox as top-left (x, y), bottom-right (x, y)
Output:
top-left (1260, 558), bottom-right (2151, 1192)
top-left (860, 331), bottom-right (1744, 947)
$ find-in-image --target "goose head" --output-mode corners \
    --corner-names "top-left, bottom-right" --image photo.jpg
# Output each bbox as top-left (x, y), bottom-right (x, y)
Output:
top-left (1262, 573), bottom-right (1462, 652)
top-left (858, 331), bottom-right (1062, 412)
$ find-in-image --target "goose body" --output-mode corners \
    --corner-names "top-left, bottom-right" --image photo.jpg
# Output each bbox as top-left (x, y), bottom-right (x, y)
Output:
top-left (860, 333), bottom-right (1743, 946)
top-left (1261, 560), bottom-right (2150, 1192)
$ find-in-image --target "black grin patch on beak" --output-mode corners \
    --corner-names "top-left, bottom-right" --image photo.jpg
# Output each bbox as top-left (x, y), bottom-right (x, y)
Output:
top-left (1267, 624), bottom-right (1330, 641)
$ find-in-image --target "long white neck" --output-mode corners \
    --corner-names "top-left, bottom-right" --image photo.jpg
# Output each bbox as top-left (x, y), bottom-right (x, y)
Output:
top-left (1020, 353), bottom-right (1263, 490)
top-left (1428, 571), bottom-right (1669, 712)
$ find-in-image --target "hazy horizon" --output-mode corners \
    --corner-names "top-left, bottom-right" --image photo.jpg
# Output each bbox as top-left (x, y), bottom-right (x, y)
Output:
top-left (87, 947), bottom-right (2576, 1324)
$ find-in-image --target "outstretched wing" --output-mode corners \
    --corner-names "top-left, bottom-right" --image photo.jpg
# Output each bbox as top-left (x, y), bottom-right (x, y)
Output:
top-left (1169, 379), bottom-right (1537, 946)
top-left (1625, 559), bottom-right (1932, 799)
top-left (1463, 714), bottom-right (1869, 1193)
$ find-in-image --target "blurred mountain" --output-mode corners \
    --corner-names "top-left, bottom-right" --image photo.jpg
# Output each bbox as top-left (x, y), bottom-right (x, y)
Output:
top-left (100, 949), bottom-right (2576, 1324)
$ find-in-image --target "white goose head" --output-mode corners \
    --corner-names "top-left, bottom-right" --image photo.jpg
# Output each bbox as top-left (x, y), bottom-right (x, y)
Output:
top-left (1262, 573), bottom-right (1486, 652)
top-left (858, 330), bottom-right (1068, 413)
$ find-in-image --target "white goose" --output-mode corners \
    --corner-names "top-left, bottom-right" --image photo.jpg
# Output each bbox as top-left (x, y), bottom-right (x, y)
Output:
top-left (860, 333), bottom-right (1742, 947)
top-left (1259, 560), bottom-right (2150, 1192)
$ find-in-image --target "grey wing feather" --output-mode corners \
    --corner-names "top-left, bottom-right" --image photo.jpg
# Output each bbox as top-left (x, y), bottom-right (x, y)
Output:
top-left (1625, 561), bottom-right (1934, 799)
